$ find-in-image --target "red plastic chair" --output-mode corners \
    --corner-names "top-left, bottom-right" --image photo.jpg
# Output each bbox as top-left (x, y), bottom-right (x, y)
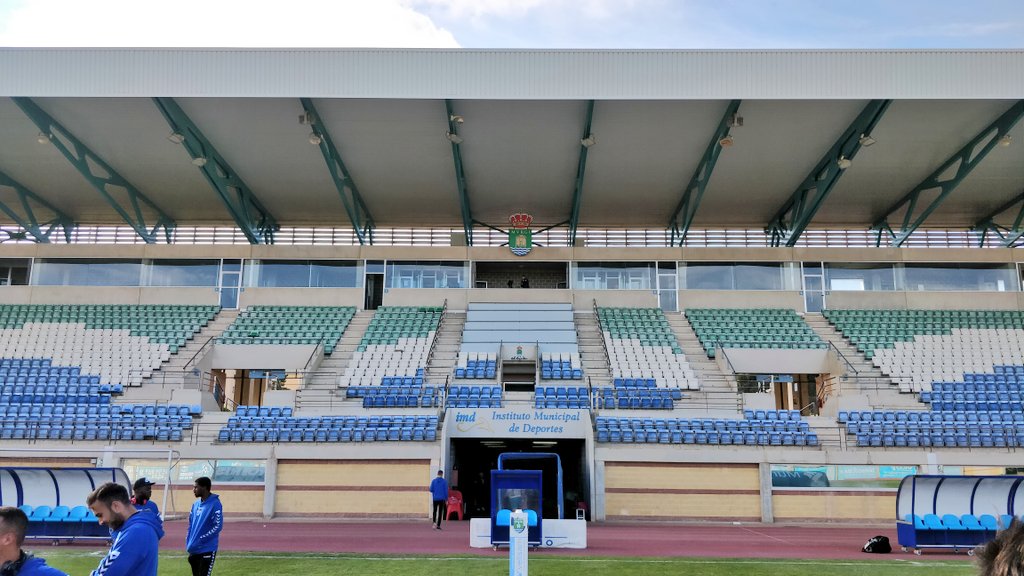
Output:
top-left (446, 489), bottom-right (464, 521)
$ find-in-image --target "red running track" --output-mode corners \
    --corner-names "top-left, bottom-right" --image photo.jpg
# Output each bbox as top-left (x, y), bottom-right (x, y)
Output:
top-left (145, 519), bottom-right (972, 562)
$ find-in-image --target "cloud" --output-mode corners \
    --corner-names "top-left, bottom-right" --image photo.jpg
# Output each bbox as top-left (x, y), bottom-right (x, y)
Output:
top-left (0, 0), bottom-right (460, 48)
top-left (408, 0), bottom-right (647, 23)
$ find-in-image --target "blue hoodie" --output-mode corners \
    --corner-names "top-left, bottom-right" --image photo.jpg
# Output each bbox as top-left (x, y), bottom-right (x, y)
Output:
top-left (429, 476), bottom-right (448, 501)
top-left (91, 510), bottom-right (165, 576)
top-left (109, 499), bottom-right (162, 539)
top-left (186, 493), bottom-right (223, 554)
top-left (12, 553), bottom-right (68, 576)
top-left (133, 498), bottom-right (160, 519)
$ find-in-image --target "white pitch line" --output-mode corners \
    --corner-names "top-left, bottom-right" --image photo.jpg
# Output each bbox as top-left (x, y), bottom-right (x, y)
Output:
top-left (33, 551), bottom-right (973, 568)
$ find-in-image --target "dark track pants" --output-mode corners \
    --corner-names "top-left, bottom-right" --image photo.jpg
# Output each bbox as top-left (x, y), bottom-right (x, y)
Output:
top-left (432, 499), bottom-right (446, 527)
top-left (189, 551), bottom-right (217, 576)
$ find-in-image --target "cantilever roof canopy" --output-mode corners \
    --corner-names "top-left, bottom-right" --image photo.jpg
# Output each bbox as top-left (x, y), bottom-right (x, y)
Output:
top-left (0, 49), bottom-right (1022, 244)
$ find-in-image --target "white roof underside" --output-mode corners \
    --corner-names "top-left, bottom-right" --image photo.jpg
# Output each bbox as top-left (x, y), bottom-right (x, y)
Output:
top-left (0, 50), bottom-right (1021, 232)
top-left (1, 49), bottom-right (1023, 99)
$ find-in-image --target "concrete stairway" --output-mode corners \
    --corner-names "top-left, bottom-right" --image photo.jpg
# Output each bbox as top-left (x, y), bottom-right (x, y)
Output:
top-left (124, 309), bottom-right (239, 404)
top-left (574, 312), bottom-right (612, 388)
top-left (666, 312), bottom-right (740, 411)
top-left (804, 312), bottom-right (922, 409)
top-left (425, 311), bottom-right (464, 386)
top-left (297, 309), bottom-right (375, 410)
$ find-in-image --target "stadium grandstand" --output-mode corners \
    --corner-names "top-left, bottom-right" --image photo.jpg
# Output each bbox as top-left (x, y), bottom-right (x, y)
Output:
top-left (1, 48), bottom-right (1024, 528)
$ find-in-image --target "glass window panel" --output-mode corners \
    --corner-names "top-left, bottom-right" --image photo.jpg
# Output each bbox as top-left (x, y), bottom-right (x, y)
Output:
top-left (386, 261), bottom-right (467, 288)
top-left (825, 263), bottom-right (896, 291)
top-left (734, 264), bottom-right (783, 290)
top-left (572, 262), bottom-right (655, 290)
top-left (903, 263), bottom-right (1016, 292)
top-left (682, 263), bottom-right (782, 290)
top-left (121, 459), bottom-right (266, 484)
top-left (770, 464), bottom-right (917, 489)
top-left (147, 259), bottom-right (219, 287)
top-left (310, 261), bottom-right (360, 288)
top-left (254, 260), bottom-right (311, 288)
top-left (682, 264), bottom-right (734, 290)
top-left (31, 259), bottom-right (142, 286)
top-left (0, 259), bottom-right (30, 286)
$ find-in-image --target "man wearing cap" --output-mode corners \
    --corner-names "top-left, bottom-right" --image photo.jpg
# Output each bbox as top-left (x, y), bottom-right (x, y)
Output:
top-left (131, 478), bottom-right (161, 520)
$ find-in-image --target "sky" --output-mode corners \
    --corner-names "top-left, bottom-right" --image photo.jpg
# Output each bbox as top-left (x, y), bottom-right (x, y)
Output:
top-left (0, 0), bottom-right (1021, 49)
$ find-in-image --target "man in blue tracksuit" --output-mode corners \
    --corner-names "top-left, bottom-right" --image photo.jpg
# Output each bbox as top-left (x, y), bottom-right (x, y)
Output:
top-left (428, 470), bottom-right (448, 530)
top-left (108, 477), bottom-right (164, 541)
top-left (87, 482), bottom-right (164, 576)
top-left (186, 476), bottom-right (223, 576)
top-left (131, 478), bottom-right (161, 520)
top-left (0, 507), bottom-right (66, 576)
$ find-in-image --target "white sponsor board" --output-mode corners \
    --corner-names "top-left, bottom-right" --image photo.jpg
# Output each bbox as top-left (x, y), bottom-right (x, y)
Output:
top-left (470, 518), bottom-right (587, 549)
top-left (448, 408), bottom-right (590, 438)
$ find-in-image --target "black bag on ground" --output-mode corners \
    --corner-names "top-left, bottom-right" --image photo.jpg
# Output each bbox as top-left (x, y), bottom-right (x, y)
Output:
top-left (862, 535), bottom-right (891, 553)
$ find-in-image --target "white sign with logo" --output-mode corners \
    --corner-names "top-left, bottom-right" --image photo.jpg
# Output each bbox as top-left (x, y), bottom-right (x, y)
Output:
top-left (448, 408), bottom-right (590, 439)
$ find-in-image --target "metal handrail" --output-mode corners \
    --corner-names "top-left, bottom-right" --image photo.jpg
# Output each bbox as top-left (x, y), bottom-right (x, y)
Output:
top-left (425, 298), bottom-right (448, 381)
top-left (828, 340), bottom-right (859, 376)
top-left (592, 299), bottom-right (613, 379)
top-left (183, 336), bottom-right (215, 372)
top-left (299, 337), bottom-right (326, 389)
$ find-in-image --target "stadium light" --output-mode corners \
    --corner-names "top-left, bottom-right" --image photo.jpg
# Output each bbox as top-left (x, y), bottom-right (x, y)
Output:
top-left (167, 132), bottom-right (185, 144)
top-left (837, 155), bottom-right (852, 170)
top-left (191, 156), bottom-right (208, 167)
top-left (445, 131), bottom-right (464, 144)
top-left (580, 134), bottom-right (596, 148)
top-left (36, 132), bottom-right (51, 144)
top-left (449, 114), bottom-right (464, 124)
top-left (298, 112), bottom-right (314, 126)
top-left (858, 134), bottom-right (876, 147)
top-left (718, 134), bottom-right (734, 148)
top-left (728, 113), bottom-right (743, 128)
top-left (308, 132), bottom-right (322, 146)
top-left (999, 134), bottom-right (1012, 147)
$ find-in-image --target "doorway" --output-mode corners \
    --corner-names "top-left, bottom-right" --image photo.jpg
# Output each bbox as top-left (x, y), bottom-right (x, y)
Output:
top-left (218, 260), bottom-right (243, 310)
top-left (364, 260), bottom-right (385, 310)
top-left (801, 262), bottom-right (825, 313)
top-left (449, 438), bottom-right (587, 520)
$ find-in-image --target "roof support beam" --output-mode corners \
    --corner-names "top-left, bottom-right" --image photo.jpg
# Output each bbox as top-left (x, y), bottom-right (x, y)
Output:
top-left (766, 99), bottom-right (891, 247)
top-left (300, 98), bottom-right (375, 245)
top-left (568, 100), bottom-right (595, 246)
top-left (668, 100), bottom-right (741, 247)
top-left (872, 100), bottom-right (1024, 247)
top-left (11, 97), bottom-right (174, 244)
top-left (973, 189), bottom-right (1024, 247)
top-left (0, 168), bottom-right (75, 243)
top-left (152, 97), bottom-right (279, 245)
top-left (445, 99), bottom-right (474, 246)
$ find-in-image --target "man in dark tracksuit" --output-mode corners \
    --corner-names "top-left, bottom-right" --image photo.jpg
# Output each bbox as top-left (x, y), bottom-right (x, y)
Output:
top-left (185, 477), bottom-right (223, 576)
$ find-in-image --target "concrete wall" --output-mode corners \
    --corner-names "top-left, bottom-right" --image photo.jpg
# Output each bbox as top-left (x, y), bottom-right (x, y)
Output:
top-left (724, 349), bottom-right (831, 374)
top-left (0, 441), bottom-right (1017, 523)
top-left (274, 459), bottom-right (430, 517)
top-left (0, 286), bottom-right (218, 305)
top-left (204, 344), bottom-right (319, 372)
top-left (240, 288), bottom-right (362, 307)
top-left (678, 290), bottom-right (804, 309)
top-left (603, 462), bottom-right (761, 521)
top-left (772, 490), bottom-right (896, 523)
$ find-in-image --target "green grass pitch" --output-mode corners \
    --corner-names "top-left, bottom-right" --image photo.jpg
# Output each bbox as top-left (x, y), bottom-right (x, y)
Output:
top-left (31, 550), bottom-right (975, 576)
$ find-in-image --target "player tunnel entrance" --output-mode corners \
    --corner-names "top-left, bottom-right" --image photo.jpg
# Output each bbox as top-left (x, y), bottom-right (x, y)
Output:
top-left (449, 437), bottom-right (588, 520)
